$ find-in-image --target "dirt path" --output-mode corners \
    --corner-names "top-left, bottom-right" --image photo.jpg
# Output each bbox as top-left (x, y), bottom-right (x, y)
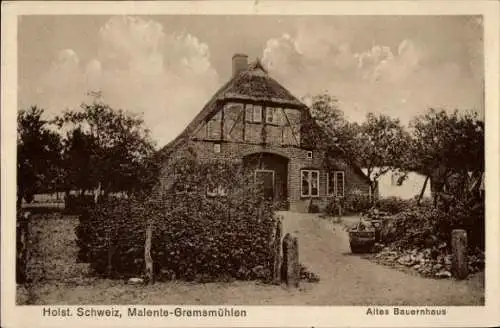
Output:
top-left (279, 211), bottom-right (484, 305)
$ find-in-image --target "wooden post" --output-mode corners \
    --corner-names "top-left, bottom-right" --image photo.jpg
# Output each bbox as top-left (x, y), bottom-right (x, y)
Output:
top-left (145, 219), bottom-right (154, 284)
top-left (272, 217), bottom-right (283, 284)
top-left (17, 211), bottom-right (30, 284)
top-left (281, 233), bottom-right (299, 288)
top-left (289, 236), bottom-right (300, 288)
top-left (281, 233), bottom-right (291, 284)
top-left (451, 229), bottom-right (468, 280)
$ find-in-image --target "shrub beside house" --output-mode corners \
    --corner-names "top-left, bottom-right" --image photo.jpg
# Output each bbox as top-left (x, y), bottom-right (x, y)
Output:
top-left (77, 151), bottom-right (278, 282)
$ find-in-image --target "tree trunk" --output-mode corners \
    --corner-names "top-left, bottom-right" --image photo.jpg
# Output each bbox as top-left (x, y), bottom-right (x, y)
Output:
top-left (417, 176), bottom-right (430, 205)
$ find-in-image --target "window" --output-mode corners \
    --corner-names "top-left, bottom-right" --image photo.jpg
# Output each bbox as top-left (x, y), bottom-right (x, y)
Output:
top-left (274, 108), bottom-right (282, 125)
top-left (213, 143), bottom-right (221, 153)
top-left (307, 151), bottom-right (313, 159)
top-left (301, 170), bottom-right (319, 197)
top-left (265, 107), bottom-right (283, 125)
top-left (327, 171), bottom-right (345, 197)
top-left (253, 105), bottom-right (262, 122)
top-left (245, 104), bottom-right (262, 123)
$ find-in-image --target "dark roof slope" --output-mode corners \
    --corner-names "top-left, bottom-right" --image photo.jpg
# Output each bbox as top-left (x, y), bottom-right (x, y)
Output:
top-left (222, 61), bottom-right (304, 106)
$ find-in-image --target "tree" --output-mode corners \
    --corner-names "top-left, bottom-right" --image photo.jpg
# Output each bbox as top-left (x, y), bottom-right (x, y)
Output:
top-left (55, 101), bottom-right (158, 198)
top-left (307, 93), bottom-right (359, 159)
top-left (308, 93), bottom-right (411, 196)
top-left (61, 127), bottom-right (99, 197)
top-left (357, 113), bottom-right (412, 193)
top-left (408, 108), bottom-right (484, 204)
top-left (17, 106), bottom-right (62, 207)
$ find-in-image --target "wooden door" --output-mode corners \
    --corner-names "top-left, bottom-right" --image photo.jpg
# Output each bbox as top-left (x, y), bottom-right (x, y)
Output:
top-left (255, 170), bottom-right (275, 201)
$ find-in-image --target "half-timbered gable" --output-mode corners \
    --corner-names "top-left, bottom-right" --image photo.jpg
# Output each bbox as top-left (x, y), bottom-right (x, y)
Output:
top-left (159, 53), bottom-right (371, 212)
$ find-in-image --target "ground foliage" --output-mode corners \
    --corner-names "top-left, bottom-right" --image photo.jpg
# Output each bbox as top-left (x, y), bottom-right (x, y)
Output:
top-left (373, 197), bottom-right (414, 215)
top-left (363, 192), bottom-right (484, 278)
top-left (324, 194), bottom-right (372, 216)
top-left (76, 148), bottom-right (277, 282)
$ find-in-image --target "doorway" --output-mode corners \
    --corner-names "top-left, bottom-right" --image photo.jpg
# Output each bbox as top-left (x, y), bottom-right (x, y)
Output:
top-left (255, 169), bottom-right (275, 201)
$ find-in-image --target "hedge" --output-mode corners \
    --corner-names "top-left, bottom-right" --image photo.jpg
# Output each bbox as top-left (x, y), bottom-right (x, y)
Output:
top-left (324, 193), bottom-right (372, 216)
top-left (374, 197), bottom-right (413, 215)
top-left (64, 194), bottom-right (95, 215)
top-left (76, 149), bottom-right (277, 282)
top-left (376, 198), bottom-right (484, 252)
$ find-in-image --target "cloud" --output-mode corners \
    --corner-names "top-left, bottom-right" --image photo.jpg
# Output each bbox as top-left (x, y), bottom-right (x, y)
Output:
top-left (261, 24), bottom-right (483, 124)
top-left (33, 16), bottom-right (219, 146)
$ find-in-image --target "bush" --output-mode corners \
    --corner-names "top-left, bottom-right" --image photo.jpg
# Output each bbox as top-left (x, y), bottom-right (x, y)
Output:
top-left (308, 203), bottom-right (320, 214)
top-left (379, 197), bottom-right (484, 252)
top-left (75, 207), bottom-right (92, 263)
top-left (76, 150), bottom-right (277, 282)
top-left (64, 194), bottom-right (95, 214)
top-left (374, 197), bottom-right (412, 214)
top-left (379, 203), bottom-right (440, 246)
top-left (342, 194), bottom-right (372, 215)
top-left (323, 197), bottom-right (341, 217)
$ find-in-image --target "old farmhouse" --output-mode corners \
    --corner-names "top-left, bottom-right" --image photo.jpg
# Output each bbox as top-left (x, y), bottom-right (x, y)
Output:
top-left (158, 54), bottom-right (371, 212)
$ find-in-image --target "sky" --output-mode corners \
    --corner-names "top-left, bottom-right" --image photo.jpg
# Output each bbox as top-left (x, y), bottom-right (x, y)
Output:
top-left (18, 15), bottom-right (484, 148)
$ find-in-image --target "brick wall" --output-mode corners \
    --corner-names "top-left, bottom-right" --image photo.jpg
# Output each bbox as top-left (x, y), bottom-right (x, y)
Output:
top-left (159, 139), bottom-right (371, 213)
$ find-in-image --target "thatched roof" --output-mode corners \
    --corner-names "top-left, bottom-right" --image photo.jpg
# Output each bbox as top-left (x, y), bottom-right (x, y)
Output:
top-left (155, 58), bottom-right (371, 184)
top-left (158, 59), bottom-right (307, 158)
top-left (221, 60), bottom-right (304, 106)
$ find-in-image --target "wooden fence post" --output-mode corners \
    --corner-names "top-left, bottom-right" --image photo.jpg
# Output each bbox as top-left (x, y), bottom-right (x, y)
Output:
top-left (272, 217), bottom-right (283, 284)
top-left (145, 219), bottom-right (154, 284)
top-left (451, 229), bottom-right (468, 280)
top-left (17, 211), bottom-right (30, 284)
top-left (289, 236), bottom-right (300, 288)
top-left (281, 233), bottom-right (299, 288)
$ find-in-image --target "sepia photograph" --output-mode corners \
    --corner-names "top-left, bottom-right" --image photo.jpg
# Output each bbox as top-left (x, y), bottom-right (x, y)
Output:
top-left (2, 1), bottom-right (499, 327)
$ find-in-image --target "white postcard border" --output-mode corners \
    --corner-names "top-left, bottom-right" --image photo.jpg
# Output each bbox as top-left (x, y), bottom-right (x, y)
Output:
top-left (2, 1), bottom-right (499, 327)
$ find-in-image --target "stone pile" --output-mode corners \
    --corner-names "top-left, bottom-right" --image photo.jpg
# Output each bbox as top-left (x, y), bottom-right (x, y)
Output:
top-left (372, 245), bottom-right (485, 279)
